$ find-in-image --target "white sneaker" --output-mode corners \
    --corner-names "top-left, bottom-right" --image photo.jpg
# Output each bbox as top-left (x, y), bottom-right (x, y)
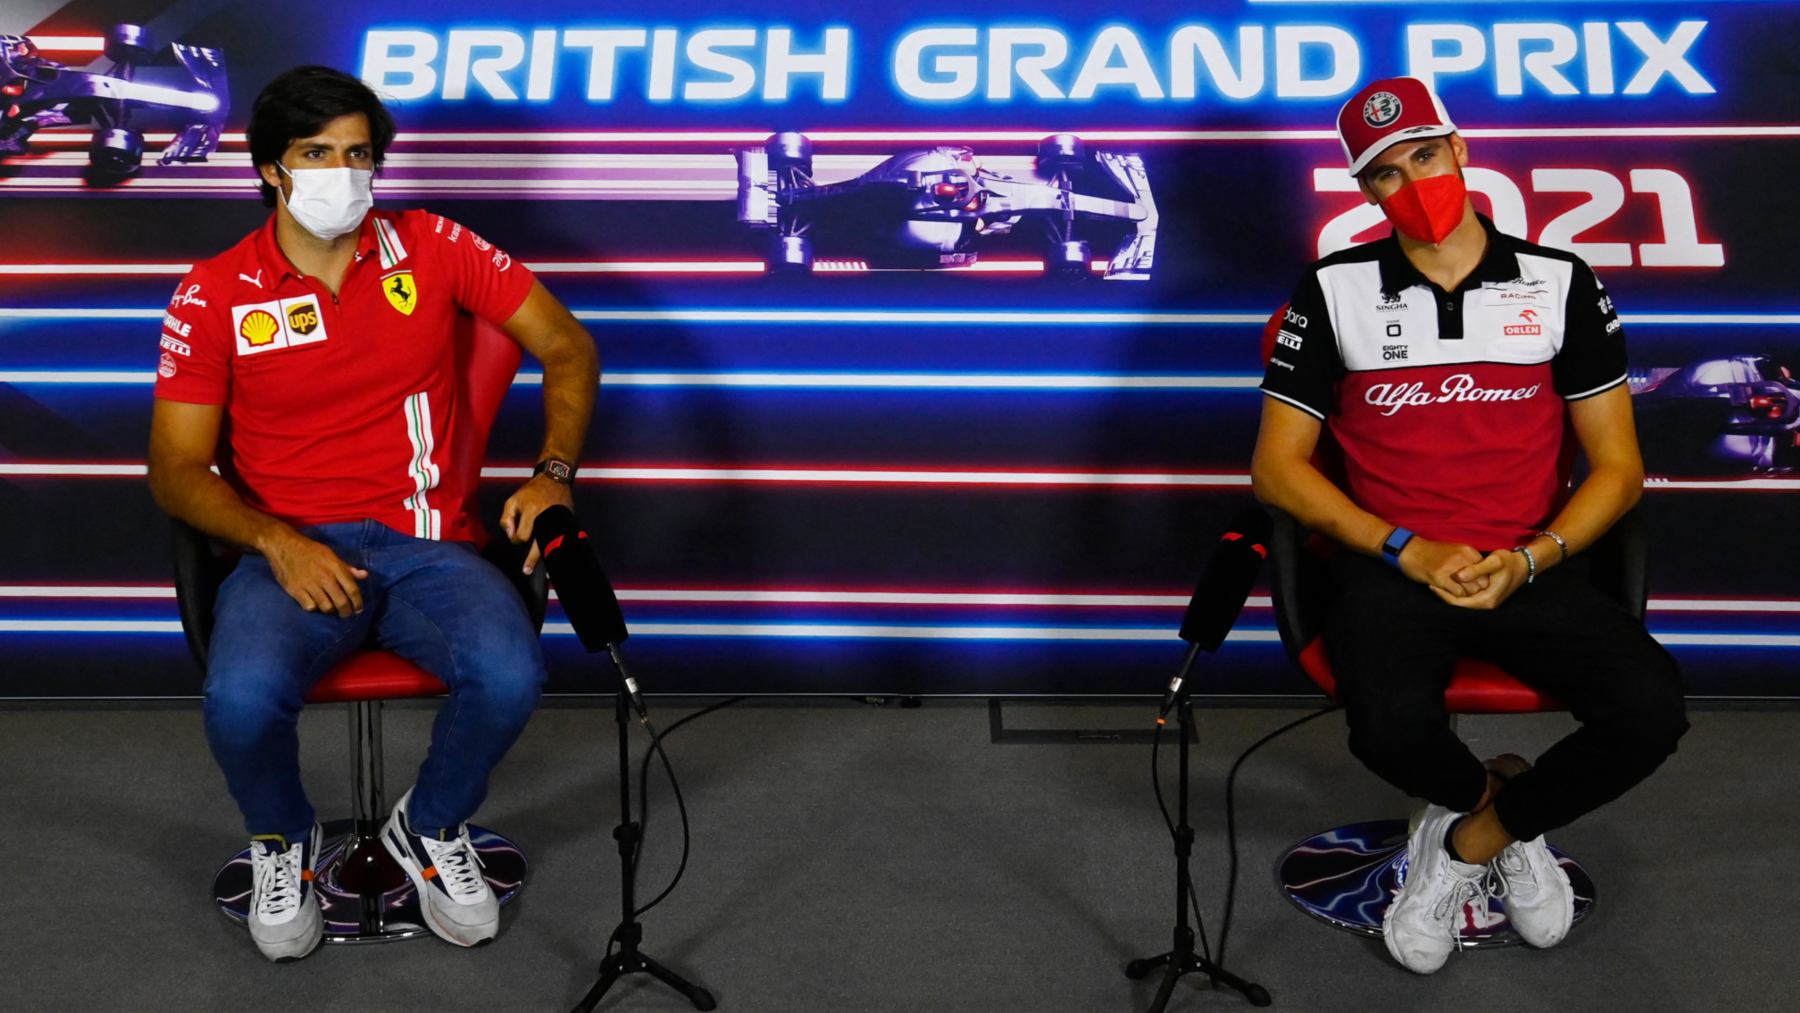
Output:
top-left (1383, 805), bottom-right (1489, 974)
top-left (247, 823), bottom-right (323, 962)
top-left (380, 787), bottom-right (499, 947)
top-left (1492, 835), bottom-right (1574, 949)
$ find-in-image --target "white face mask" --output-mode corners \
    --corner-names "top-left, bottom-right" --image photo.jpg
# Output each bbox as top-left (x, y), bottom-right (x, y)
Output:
top-left (276, 164), bottom-right (373, 240)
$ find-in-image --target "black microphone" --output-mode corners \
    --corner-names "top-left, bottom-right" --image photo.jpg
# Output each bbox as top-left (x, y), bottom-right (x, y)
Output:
top-left (532, 505), bottom-right (648, 723)
top-left (1159, 506), bottom-right (1272, 720)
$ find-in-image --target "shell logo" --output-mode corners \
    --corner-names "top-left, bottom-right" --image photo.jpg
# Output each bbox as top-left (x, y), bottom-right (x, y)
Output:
top-left (239, 309), bottom-right (281, 347)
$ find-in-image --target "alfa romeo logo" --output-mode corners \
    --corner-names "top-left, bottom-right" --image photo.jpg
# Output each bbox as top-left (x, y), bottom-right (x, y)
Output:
top-left (1363, 91), bottom-right (1402, 128)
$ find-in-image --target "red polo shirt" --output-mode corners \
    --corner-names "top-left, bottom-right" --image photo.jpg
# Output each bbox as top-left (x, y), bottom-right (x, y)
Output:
top-left (154, 210), bottom-right (535, 542)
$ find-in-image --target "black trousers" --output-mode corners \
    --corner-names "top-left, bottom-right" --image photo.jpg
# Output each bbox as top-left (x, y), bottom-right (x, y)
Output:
top-left (1324, 552), bottom-right (1689, 842)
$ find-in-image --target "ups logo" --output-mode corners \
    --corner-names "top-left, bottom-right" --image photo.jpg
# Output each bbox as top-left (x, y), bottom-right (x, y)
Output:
top-left (286, 302), bottom-right (320, 335)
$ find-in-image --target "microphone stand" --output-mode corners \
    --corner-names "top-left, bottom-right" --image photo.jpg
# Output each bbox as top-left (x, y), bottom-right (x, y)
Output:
top-left (1126, 648), bottom-right (1271, 1010)
top-left (571, 647), bottom-right (716, 1013)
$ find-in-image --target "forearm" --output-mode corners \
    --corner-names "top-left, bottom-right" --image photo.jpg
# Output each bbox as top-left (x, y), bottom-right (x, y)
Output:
top-left (1251, 453), bottom-right (1394, 557)
top-left (147, 461), bottom-right (295, 555)
top-left (535, 325), bottom-right (599, 464)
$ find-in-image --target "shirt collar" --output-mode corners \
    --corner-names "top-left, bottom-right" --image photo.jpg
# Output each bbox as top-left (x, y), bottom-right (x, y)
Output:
top-left (253, 212), bottom-right (382, 283)
top-left (1376, 213), bottom-right (1522, 297)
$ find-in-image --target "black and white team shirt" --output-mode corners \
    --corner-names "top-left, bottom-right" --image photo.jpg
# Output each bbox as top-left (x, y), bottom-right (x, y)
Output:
top-left (1261, 215), bottom-right (1628, 551)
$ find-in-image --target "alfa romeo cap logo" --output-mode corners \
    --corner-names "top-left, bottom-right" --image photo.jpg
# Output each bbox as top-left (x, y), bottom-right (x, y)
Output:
top-left (1363, 91), bottom-right (1402, 128)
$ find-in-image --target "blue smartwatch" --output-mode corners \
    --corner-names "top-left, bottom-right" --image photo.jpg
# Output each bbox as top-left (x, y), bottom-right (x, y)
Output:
top-left (1381, 526), bottom-right (1415, 567)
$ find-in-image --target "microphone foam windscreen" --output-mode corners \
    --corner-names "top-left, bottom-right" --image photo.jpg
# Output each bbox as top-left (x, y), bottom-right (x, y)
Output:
top-left (532, 505), bottom-right (630, 651)
top-left (1178, 506), bottom-right (1271, 651)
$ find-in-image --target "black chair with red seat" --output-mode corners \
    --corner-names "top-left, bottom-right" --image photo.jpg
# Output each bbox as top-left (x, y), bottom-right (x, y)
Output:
top-left (1267, 503), bottom-right (1648, 946)
top-left (172, 316), bottom-right (544, 943)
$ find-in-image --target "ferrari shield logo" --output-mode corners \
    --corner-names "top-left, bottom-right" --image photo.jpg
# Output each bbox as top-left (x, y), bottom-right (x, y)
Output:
top-left (383, 270), bottom-right (417, 316)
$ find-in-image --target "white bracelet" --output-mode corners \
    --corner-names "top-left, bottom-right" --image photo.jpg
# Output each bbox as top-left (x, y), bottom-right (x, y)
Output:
top-left (1512, 545), bottom-right (1537, 585)
top-left (1539, 529), bottom-right (1569, 563)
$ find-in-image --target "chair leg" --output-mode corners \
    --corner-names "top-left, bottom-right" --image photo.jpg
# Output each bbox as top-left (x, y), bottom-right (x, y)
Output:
top-left (350, 700), bottom-right (386, 829)
top-left (337, 701), bottom-right (408, 914)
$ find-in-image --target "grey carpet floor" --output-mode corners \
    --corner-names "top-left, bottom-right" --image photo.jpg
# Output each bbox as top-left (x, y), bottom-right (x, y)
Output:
top-left (0, 697), bottom-right (1792, 1013)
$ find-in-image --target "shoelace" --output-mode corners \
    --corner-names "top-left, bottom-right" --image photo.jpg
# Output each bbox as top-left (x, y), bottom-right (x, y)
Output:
top-left (1492, 844), bottom-right (1539, 898)
top-left (252, 842), bottom-right (303, 917)
top-left (1485, 863), bottom-right (1510, 901)
top-left (421, 829), bottom-right (488, 899)
top-left (1433, 874), bottom-right (1488, 952)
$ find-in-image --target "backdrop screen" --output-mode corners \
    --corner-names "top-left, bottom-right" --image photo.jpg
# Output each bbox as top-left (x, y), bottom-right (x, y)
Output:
top-left (2, 1), bottom-right (1795, 696)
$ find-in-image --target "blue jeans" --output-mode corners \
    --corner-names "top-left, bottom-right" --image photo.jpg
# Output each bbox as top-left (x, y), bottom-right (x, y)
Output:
top-left (203, 520), bottom-right (546, 840)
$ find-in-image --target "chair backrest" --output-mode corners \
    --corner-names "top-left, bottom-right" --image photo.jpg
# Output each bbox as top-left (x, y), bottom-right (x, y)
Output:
top-left (449, 315), bottom-right (523, 550)
top-left (172, 313), bottom-right (536, 668)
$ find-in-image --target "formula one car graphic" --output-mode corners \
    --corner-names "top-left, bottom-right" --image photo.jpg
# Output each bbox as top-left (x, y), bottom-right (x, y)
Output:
top-left (736, 132), bottom-right (1157, 279)
top-left (0, 25), bottom-right (227, 177)
top-left (1632, 354), bottom-right (1800, 474)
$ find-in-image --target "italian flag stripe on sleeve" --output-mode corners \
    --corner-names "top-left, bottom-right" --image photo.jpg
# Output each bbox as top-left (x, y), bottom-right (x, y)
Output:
top-left (375, 218), bottom-right (408, 270)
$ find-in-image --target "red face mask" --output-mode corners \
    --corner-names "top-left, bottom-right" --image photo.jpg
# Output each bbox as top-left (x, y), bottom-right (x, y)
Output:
top-left (1378, 173), bottom-right (1468, 245)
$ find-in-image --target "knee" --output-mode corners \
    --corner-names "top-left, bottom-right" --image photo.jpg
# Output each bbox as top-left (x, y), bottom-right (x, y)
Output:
top-left (1594, 658), bottom-right (1690, 764)
top-left (203, 667), bottom-right (302, 747)
top-left (1627, 681), bottom-right (1689, 763)
top-left (460, 652), bottom-right (545, 728)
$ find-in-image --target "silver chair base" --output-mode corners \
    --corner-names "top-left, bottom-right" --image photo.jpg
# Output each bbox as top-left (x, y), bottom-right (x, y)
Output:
top-left (1277, 818), bottom-right (1595, 947)
top-left (213, 818), bottom-right (527, 944)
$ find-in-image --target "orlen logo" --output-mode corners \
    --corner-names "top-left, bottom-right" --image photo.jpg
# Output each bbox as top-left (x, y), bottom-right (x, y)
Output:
top-left (239, 310), bottom-right (281, 347)
top-left (1364, 373), bottom-right (1542, 417)
top-left (1503, 308), bottom-right (1542, 337)
top-left (286, 302), bottom-right (320, 336)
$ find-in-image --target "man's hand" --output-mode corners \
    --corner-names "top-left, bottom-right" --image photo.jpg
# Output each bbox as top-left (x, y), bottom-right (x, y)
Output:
top-left (501, 473), bottom-right (576, 574)
top-left (265, 530), bottom-right (368, 618)
top-left (1430, 549), bottom-right (1530, 611)
top-left (1398, 537), bottom-right (1490, 597)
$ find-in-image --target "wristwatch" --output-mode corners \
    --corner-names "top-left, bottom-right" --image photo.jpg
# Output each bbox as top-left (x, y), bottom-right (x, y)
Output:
top-left (532, 457), bottom-right (576, 485)
top-left (1380, 526), bottom-right (1415, 568)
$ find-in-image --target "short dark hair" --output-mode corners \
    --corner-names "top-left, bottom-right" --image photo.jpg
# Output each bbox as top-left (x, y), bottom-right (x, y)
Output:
top-left (247, 66), bottom-right (396, 207)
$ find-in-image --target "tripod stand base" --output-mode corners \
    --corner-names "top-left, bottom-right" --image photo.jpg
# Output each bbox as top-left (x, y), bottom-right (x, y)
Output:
top-left (1125, 946), bottom-right (1272, 1010)
top-left (573, 947), bottom-right (716, 1012)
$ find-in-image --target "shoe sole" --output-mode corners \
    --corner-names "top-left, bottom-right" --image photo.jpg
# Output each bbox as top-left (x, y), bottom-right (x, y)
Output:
top-left (380, 818), bottom-right (499, 948)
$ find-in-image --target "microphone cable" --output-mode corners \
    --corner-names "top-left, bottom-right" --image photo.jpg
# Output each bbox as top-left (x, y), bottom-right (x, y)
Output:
top-left (600, 696), bottom-right (746, 966)
top-left (630, 697), bottom-right (748, 917)
top-left (1214, 704), bottom-right (1340, 968)
top-left (1150, 703), bottom-right (1341, 973)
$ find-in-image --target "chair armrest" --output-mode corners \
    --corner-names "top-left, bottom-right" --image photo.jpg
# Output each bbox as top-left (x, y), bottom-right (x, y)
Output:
top-left (170, 518), bottom-right (240, 671)
top-left (479, 535), bottom-right (550, 633)
top-left (1268, 506), bottom-right (1331, 662)
top-left (1582, 507), bottom-right (1649, 622)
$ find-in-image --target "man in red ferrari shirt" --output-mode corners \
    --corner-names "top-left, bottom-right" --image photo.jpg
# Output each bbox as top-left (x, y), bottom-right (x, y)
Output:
top-left (148, 66), bottom-right (599, 961)
top-left (1251, 77), bottom-right (1687, 975)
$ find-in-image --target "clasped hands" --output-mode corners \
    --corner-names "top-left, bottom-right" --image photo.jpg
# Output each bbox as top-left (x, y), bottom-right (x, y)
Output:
top-left (1396, 536), bottom-right (1532, 611)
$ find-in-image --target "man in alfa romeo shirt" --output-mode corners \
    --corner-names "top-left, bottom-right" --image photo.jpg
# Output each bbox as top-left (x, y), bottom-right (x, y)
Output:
top-left (1250, 77), bottom-right (1687, 975)
top-left (148, 67), bottom-right (599, 961)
